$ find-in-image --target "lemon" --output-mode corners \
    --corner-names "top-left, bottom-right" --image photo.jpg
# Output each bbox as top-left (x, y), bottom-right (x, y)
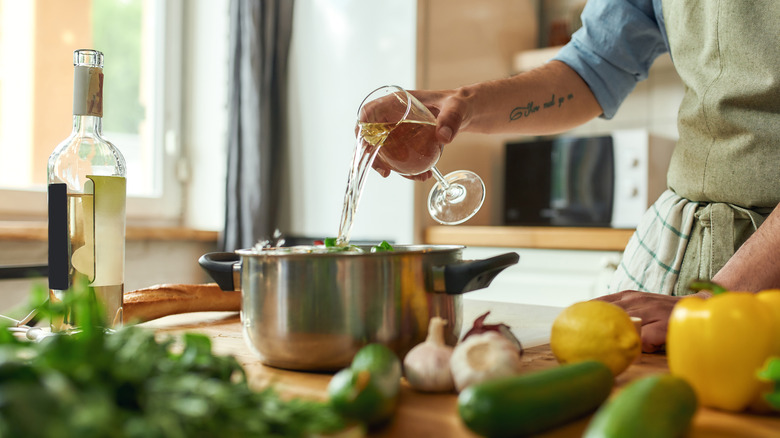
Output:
top-left (550, 301), bottom-right (641, 376)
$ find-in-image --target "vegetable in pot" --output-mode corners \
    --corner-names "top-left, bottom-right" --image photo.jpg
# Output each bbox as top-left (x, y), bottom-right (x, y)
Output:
top-left (403, 317), bottom-right (454, 392)
top-left (320, 238), bottom-right (393, 253)
top-left (370, 240), bottom-right (394, 253)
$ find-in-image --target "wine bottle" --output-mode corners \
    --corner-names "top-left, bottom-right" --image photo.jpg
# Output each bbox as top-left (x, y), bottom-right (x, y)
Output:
top-left (47, 49), bottom-right (127, 329)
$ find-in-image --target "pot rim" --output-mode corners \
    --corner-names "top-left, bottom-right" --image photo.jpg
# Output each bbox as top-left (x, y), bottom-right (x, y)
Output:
top-left (235, 244), bottom-right (465, 259)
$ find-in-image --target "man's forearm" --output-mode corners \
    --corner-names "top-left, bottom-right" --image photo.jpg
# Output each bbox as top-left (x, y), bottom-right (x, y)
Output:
top-left (459, 61), bottom-right (603, 135)
top-left (713, 204), bottom-right (780, 291)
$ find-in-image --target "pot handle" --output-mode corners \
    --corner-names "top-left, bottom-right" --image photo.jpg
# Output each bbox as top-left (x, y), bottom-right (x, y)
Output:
top-left (432, 252), bottom-right (519, 295)
top-left (198, 252), bottom-right (242, 291)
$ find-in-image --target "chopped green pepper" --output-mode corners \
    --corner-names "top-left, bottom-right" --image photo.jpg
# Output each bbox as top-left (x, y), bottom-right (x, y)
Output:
top-left (370, 241), bottom-right (394, 253)
top-left (321, 237), bottom-right (364, 253)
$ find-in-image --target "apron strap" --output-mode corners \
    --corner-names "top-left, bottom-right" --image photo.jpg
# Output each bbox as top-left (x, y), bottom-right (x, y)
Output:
top-left (694, 203), bottom-right (768, 281)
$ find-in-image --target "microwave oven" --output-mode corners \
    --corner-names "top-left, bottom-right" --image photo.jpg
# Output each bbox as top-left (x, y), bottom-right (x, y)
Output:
top-left (503, 130), bottom-right (674, 229)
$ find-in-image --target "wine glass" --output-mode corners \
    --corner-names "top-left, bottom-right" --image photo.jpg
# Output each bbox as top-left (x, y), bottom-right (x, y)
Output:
top-left (357, 85), bottom-right (485, 225)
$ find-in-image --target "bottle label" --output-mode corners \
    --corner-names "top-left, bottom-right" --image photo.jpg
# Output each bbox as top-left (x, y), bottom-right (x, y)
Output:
top-left (48, 183), bottom-right (69, 290)
top-left (73, 66), bottom-right (103, 117)
top-left (90, 175), bottom-right (126, 286)
top-left (47, 176), bottom-right (126, 291)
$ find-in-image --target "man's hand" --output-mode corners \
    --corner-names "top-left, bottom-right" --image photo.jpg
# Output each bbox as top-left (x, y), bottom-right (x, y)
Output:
top-left (594, 290), bottom-right (711, 353)
top-left (369, 89), bottom-right (460, 181)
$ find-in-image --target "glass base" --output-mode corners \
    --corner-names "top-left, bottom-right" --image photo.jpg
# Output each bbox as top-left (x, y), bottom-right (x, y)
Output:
top-left (427, 170), bottom-right (485, 225)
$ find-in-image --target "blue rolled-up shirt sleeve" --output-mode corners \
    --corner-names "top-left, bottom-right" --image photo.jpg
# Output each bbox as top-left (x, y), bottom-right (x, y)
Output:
top-left (553, 0), bottom-right (669, 119)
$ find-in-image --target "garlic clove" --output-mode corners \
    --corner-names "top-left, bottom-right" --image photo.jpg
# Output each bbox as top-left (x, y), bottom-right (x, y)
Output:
top-left (403, 317), bottom-right (455, 393)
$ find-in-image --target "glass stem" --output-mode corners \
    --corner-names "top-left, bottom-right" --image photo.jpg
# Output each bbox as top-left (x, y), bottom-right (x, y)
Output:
top-left (431, 166), bottom-right (467, 203)
top-left (431, 167), bottom-right (450, 189)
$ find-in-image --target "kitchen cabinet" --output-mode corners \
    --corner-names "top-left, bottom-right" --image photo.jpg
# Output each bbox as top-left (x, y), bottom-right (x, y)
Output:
top-left (413, 0), bottom-right (539, 235)
top-left (425, 225), bottom-right (633, 251)
top-left (461, 246), bottom-right (622, 307)
top-left (425, 225), bottom-right (632, 307)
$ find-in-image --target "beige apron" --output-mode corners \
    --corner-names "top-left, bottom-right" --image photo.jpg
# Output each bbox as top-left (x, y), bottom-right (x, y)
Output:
top-left (609, 0), bottom-right (780, 295)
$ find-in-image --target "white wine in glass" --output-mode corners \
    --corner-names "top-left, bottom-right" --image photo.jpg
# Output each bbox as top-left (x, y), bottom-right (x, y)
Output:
top-left (358, 85), bottom-right (485, 225)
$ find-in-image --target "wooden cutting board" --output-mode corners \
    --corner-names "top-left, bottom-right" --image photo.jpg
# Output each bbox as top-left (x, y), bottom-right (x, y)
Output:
top-left (142, 308), bottom-right (780, 438)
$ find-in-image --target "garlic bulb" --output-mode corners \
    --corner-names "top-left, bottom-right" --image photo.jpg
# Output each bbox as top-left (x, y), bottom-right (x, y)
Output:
top-left (450, 331), bottom-right (523, 392)
top-left (403, 317), bottom-right (455, 392)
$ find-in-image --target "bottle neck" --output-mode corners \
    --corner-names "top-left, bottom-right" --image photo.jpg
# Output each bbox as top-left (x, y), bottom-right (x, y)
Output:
top-left (72, 65), bottom-right (104, 118)
top-left (72, 114), bottom-right (103, 136)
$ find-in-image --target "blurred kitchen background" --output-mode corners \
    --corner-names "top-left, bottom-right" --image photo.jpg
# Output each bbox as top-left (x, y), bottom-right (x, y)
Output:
top-left (0, 0), bottom-right (683, 311)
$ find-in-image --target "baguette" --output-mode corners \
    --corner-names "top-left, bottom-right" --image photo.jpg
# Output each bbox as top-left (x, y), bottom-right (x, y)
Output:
top-left (123, 283), bottom-right (241, 323)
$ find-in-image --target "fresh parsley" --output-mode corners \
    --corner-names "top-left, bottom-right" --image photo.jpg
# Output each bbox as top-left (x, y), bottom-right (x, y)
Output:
top-left (0, 279), bottom-right (345, 437)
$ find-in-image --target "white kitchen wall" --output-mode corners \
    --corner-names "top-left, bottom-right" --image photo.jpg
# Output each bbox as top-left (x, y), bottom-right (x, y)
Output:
top-left (284, 0), bottom-right (417, 244)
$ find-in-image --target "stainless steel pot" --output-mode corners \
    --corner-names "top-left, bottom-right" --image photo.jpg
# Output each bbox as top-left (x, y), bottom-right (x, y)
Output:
top-left (199, 245), bottom-right (518, 371)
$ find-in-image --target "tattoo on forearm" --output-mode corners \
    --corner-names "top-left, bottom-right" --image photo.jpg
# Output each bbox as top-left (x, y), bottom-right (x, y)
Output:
top-left (510, 93), bottom-right (574, 121)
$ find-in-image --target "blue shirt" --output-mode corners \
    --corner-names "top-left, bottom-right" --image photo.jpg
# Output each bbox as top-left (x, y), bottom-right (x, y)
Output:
top-left (553, 0), bottom-right (669, 119)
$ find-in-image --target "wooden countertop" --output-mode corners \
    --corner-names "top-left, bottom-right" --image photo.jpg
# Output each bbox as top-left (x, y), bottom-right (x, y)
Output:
top-left (425, 226), bottom-right (634, 251)
top-left (142, 300), bottom-right (780, 438)
top-left (0, 221), bottom-right (219, 242)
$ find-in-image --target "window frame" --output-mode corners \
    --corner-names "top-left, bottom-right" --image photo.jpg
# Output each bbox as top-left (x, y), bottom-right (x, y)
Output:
top-left (0, 0), bottom-right (185, 225)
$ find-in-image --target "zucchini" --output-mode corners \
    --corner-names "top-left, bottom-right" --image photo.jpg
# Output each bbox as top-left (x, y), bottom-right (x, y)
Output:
top-left (458, 360), bottom-right (614, 437)
top-left (583, 374), bottom-right (697, 438)
top-left (328, 344), bottom-right (401, 427)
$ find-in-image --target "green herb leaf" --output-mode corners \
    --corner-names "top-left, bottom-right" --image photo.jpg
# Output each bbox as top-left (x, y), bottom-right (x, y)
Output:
top-left (0, 282), bottom-right (346, 437)
top-left (758, 357), bottom-right (780, 410)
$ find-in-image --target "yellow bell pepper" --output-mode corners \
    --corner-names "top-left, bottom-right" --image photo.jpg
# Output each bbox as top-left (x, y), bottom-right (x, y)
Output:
top-left (667, 288), bottom-right (780, 412)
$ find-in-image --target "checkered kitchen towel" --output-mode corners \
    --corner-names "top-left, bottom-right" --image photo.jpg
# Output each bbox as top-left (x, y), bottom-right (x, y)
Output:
top-left (608, 190), bottom-right (699, 295)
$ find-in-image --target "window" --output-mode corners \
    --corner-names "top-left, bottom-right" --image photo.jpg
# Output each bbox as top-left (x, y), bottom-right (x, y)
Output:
top-left (0, 0), bottom-right (183, 222)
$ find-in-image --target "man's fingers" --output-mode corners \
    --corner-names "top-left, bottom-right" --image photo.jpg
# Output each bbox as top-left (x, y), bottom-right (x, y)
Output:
top-left (370, 162), bottom-right (391, 178)
top-left (640, 322), bottom-right (667, 353)
top-left (594, 293), bottom-right (621, 303)
top-left (406, 171), bottom-right (432, 182)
